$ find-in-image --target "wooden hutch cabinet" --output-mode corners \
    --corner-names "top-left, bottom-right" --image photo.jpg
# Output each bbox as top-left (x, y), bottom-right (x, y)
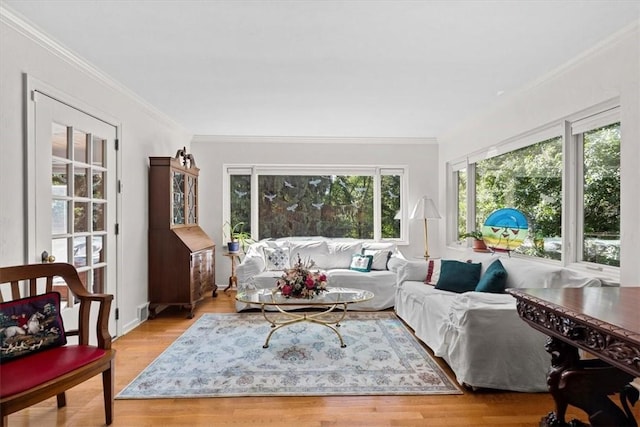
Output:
top-left (148, 149), bottom-right (217, 319)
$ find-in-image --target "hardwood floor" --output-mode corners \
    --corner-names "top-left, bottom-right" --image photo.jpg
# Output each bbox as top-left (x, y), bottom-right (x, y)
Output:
top-left (8, 291), bottom-right (637, 426)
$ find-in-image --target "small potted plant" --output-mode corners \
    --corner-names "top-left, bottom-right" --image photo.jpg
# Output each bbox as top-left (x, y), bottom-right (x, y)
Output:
top-left (459, 230), bottom-right (488, 252)
top-left (223, 221), bottom-right (253, 254)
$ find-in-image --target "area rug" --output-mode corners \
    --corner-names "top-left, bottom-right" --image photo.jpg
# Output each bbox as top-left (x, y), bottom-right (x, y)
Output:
top-left (116, 312), bottom-right (461, 399)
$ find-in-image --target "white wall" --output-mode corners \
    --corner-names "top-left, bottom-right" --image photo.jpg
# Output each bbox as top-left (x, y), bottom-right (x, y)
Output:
top-left (0, 12), bottom-right (192, 333)
top-left (0, 10), bottom-right (440, 330)
top-left (191, 137), bottom-right (439, 284)
top-left (438, 23), bottom-right (640, 285)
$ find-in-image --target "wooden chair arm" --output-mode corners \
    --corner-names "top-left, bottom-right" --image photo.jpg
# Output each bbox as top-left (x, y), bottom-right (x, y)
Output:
top-left (75, 291), bottom-right (113, 349)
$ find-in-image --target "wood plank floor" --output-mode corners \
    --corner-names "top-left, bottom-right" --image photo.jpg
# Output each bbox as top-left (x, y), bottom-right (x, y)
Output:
top-left (7, 291), bottom-right (637, 426)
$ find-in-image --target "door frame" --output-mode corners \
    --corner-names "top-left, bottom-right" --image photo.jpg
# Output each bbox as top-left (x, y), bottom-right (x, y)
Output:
top-left (24, 73), bottom-right (123, 337)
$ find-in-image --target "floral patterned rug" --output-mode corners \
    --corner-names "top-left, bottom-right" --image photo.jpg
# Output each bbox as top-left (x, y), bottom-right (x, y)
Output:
top-left (116, 312), bottom-right (461, 398)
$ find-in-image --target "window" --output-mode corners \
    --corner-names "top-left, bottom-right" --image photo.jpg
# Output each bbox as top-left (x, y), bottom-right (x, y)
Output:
top-left (451, 104), bottom-right (620, 270)
top-left (475, 136), bottom-right (563, 259)
top-left (226, 166), bottom-right (406, 241)
top-left (574, 118), bottom-right (621, 267)
top-left (456, 168), bottom-right (467, 238)
top-left (229, 173), bottom-right (251, 235)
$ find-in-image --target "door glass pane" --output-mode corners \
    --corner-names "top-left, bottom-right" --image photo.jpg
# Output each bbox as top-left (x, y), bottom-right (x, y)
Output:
top-left (52, 200), bottom-right (68, 234)
top-left (77, 270), bottom-right (89, 292)
top-left (73, 236), bottom-right (88, 267)
top-left (92, 135), bottom-right (105, 166)
top-left (74, 166), bottom-right (89, 197)
top-left (92, 267), bottom-right (105, 293)
top-left (52, 161), bottom-right (68, 195)
top-left (74, 201), bottom-right (90, 232)
top-left (52, 238), bottom-right (69, 263)
top-left (92, 171), bottom-right (105, 198)
top-left (93, 202), bottom-right (105, 231)
top-left (73, 129), bottom-right (88, 163)
top-left (52, 122), bottom-right (68, 158)
top-left (93, 235), bottom-right (105, 264)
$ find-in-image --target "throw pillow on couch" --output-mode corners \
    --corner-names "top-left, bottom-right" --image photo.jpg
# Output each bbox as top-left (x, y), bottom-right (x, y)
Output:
top-left (434, 260), bottom-right (482, 293)
top-left (431, 258), bottom-right (508, 294)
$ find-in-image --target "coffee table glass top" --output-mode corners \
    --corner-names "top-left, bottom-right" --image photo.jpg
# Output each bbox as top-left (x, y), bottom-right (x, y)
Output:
top-left (236, 287), bottom-right (374, 306)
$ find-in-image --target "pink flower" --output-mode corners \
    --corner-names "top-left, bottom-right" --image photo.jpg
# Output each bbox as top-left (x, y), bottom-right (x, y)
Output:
top-left (305, 276), bottom-right (315, 288)
top-left (319, 273), bottom-right (327, 282)
top-left (281, 284), bottom-right (292, 296)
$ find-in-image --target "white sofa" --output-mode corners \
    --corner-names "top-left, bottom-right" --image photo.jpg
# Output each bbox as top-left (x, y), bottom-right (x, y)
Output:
top-left (235, 237), bottom-right (401, 312)
top-left (394, 254), bottom-right (602, 392)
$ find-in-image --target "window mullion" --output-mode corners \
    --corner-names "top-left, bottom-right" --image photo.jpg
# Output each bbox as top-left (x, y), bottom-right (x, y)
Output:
top-left (563, 121), bottom-right (578, 266)
top-left (250, 171), bottom-right (259, 240)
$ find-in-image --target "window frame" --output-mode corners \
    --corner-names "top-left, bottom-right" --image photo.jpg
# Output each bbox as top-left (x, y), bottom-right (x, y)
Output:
top-left (223, 164), bottom-right (409, 243)
top-left (448, 100), bottom-right (621, 277)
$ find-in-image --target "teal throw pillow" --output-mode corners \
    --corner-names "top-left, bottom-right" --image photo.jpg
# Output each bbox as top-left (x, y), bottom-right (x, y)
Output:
top-left (475, 259), bottom-right (508, 293)
top-left (434, 260), bottom-right (481, 293)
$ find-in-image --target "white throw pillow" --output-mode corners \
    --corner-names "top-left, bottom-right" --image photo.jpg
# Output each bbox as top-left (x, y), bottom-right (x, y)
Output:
top-left (263, 246), bottom-right (290, 270)
top-left (425, 258), bottom-right (441, 284)
top-left (363, 249), bottom-right (391, 270)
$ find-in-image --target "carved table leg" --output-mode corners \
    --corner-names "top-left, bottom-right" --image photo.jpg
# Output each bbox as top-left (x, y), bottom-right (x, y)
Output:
top-left (541, 336), bottom-right (637, 427)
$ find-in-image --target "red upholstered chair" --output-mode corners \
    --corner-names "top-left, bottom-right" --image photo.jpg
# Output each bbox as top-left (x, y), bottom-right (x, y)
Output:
top-left (0, 263), bottom-right (115, 426)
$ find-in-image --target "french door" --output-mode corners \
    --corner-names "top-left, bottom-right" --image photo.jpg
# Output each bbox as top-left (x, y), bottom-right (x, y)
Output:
top-left (29, 87), bottom-right (119, 336)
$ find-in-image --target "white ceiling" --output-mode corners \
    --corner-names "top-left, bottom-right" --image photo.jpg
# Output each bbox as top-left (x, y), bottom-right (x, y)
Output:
top-left (4, 0), bottom-right (639, 138)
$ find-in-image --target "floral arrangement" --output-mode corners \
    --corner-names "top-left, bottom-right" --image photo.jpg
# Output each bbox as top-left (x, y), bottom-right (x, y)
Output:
top-left (275, 254), bottom-right (328, 299)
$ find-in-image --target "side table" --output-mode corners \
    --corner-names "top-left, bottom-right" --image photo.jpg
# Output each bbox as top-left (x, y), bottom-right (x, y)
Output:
top-left (223, 252), bottom-right (241, 293)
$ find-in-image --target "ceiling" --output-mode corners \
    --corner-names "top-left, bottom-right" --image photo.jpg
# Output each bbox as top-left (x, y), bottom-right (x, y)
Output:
top-left (3, 0), bottom-right (639, 138)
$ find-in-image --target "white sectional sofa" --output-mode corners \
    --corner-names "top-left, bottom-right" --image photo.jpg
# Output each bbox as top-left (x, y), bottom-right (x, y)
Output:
top-left (235, 237), bottom-right (401, 312)
top-left (394, 254), bottom-right (602, 392)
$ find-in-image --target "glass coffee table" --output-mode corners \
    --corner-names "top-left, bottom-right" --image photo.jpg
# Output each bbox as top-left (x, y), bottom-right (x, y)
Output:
top-left (236, 287), bottom-right (374, 348)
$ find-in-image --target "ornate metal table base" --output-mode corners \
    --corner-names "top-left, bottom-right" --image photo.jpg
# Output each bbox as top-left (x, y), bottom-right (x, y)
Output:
top-left (540, 337), bottom-right (638, 427)
top-left (261, 303), bottom-right (348, 348)
top-left (236, 287), bottom-right (375, 349)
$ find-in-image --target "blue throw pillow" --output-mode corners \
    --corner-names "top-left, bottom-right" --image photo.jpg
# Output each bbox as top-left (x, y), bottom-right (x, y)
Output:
top-left (475, 259), bottom-right (508, 293)
top-left (434, 260), bottom-right (482, 293)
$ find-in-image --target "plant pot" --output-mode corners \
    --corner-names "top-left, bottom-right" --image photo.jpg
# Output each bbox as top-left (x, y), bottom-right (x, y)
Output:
top-left (227, 241), bottom-right (240, 253)
top-left (472, 239), bottom-right (488, 252)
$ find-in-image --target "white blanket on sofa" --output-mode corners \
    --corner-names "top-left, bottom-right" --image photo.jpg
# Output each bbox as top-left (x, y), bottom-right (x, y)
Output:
top-left (394, 255), bottom-right (602, 392)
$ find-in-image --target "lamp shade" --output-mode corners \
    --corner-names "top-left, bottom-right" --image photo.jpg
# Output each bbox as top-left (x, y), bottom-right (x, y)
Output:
top-left (410, 196), bottom-right (441, 220)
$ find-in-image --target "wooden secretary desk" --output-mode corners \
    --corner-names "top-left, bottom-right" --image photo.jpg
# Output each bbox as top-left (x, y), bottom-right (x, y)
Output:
top-left (148, 149), bottom-right (217, 319)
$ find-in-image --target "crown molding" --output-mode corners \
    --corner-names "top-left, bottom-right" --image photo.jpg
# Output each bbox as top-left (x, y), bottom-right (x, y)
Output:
top-left (515, 20), bottom-right (639, 96)
top-left (192, 135), bottom-right (438, 145)
top-left (0, 3), bottom-right (189, 136)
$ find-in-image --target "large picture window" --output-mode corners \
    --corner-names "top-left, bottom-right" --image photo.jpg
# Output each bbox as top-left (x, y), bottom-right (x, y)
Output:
top-left (226, 166), bottom-right (406, 241)
top-left (452, 104), bottom-right (620, 270)
top-left (475, 136), bottom-right (563, 259)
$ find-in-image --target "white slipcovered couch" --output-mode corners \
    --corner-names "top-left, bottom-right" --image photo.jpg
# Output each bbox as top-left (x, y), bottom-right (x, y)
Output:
top-left (235, 237), bottom-right (401, 312)
top-left (394, 254), bottom-right (602, 392)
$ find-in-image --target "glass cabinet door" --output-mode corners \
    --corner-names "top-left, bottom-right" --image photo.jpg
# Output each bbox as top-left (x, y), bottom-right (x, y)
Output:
top-left (187, 175), bottom-right (197, 224)
top-left (172, 171), bottom-right (185, 225)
